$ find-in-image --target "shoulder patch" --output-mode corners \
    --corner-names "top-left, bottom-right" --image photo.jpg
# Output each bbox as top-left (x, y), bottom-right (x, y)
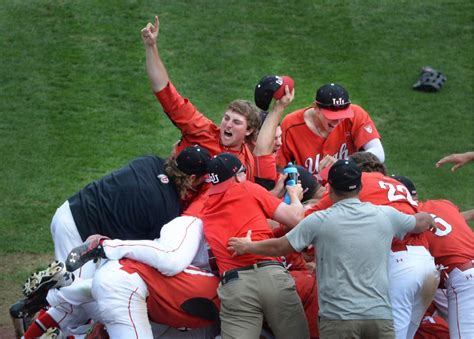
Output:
top-left (363, 125), bottom-right (373, 134)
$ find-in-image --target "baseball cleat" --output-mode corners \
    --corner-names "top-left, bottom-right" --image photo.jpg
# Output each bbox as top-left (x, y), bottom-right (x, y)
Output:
top-left (10, 293), bottom-right (48, 319)
top-left (66, 234), bottom-right (109, 272)
top-left (40, 327), bottom-right (62, 339)
top-left (23, 260), bottom-right (74, 298)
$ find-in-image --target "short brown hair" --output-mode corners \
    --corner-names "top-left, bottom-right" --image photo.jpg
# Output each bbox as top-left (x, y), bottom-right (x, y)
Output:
top-left (350, 152), bottom-right (387, 175)
top-left (227, 100), bottom-right (261, 144)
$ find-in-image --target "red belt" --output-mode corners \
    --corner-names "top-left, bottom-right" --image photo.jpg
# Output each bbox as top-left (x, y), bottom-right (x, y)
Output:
top-left (391, 244), bottom-right (408, 252)
top-left (447, 260), bottom-right (474, 274)
top-left (391, 244), bottom-right (429, 252)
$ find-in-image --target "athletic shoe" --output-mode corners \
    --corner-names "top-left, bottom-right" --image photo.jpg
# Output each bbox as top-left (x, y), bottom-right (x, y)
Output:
top-left (66, 234), bottom-right (109, 272)
top-left (40, 327), bottom-right (62, 339)
top-left (23, 260), bottom-right (74, 298)
top-left (9, 293), bottom-right (48, 319)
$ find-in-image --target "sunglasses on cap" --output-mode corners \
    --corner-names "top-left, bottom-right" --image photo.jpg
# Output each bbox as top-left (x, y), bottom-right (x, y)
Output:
top-left (236, 165), bottom-right (247, 175)
top-left (315, 101), bottom-right (351, 111)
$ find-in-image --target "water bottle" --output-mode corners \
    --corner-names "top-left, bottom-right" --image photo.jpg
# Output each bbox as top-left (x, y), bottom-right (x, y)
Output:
top-left (283, 162), bottom-right (298, 204)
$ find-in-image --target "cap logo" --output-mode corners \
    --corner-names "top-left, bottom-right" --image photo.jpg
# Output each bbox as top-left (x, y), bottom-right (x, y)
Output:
top-left (332, 97), bottom-right (346, 106)
top-left (275, 76), bottom-right (283, 86)
top-left (364, 125), bottom-right (373, 134)
top-left (157, 174), bottom-right (169, 184)
top-left (209, 173), bottom-right (220, 184)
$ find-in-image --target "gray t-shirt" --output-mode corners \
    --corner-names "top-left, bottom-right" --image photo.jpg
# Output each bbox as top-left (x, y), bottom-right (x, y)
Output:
top-left (286, 198), bottom-right (415, 320)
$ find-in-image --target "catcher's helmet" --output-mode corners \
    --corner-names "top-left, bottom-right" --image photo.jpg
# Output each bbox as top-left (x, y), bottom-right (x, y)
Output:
top-left (254, 75), bottom-right (294, 111)
top-left (412, 66), bottom-right (446, 92)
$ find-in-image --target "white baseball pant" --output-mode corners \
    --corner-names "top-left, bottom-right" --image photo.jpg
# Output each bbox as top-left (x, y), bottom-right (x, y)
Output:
top-left (445, 264), bottom-right (474, 338)
top-left (389, 246), bottom-right (439, 339)
top-left (50, 200), bottom-right (97, 278)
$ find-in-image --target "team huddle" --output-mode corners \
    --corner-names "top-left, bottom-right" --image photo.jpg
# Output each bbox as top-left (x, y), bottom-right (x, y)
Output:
top-left (10, 15), bottom-right (474, 339)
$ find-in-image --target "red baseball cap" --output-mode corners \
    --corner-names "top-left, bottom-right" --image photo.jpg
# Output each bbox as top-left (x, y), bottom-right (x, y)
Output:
top-left (315, 83), bottom-right (354, 120)
top-left (273, 76), bottom-right (294, 100)
top-left (255, 75), bottom-right (294, 111)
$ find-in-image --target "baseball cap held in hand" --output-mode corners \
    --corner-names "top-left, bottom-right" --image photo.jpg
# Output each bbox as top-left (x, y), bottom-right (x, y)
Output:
top-left (255, 75), bottom-right (294, 111)
top-left (176, 145), bottom-right (211, 176)
top-left (328, 159), bottom-right (361, 191)
top-left (315, 83), bottom-right (354, 120)
top-left (207, 153), bottom-right (243, 185)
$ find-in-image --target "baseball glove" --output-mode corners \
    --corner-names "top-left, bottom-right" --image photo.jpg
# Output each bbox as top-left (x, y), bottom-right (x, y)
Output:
top-left (412, 66), bottom-right (447, 92)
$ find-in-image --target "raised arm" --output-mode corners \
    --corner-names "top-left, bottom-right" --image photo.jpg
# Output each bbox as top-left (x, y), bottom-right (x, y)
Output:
top-left (142, 16), bottom-right (169, 92)
top-left (253, 86), bottom-right (294, 156)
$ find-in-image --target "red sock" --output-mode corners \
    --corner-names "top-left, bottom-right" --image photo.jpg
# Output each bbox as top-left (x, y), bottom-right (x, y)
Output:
top-left (24, 311), bottom-right (59, 339)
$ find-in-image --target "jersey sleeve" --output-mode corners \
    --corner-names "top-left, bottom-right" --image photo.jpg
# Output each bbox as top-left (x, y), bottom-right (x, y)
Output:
top-left (350, 105), bottom-right (381, 149)
top-left (154, 82), bottom-right (220, 147)
top-left (247, 182), bottom-right (282, 218)
top-left (381, 206), bottom-right (416, 240)
top-left (254, 154), bottom-right (278, 182)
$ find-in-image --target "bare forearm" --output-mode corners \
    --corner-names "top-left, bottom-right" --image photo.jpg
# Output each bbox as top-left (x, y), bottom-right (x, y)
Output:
top-left (254, 104), bottom-right (284, 156)
top-left (286, 189), bottom-right (304, 226)
top-left (245, 237), bottom-right (293, 256)
top-left (145, 44), bottom-right (169, 92)
top-left (413, 212), bottom-right (435, 233)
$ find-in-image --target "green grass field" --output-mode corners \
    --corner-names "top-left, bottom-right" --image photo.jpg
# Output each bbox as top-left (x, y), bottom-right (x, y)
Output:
top-left (0, 0), bottom-right (473, 329)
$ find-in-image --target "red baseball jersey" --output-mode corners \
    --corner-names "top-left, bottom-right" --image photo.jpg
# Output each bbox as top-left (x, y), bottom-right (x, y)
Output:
top-left (414, 303), bottom-right (450, 339)
top-left (202, 180), bottom-right (282, 274)
top-left (254, 154), bottom-right (278, 181)
top-left (307, 172), bottom-right (427, 248)
top-left (155, 82), bottom-right (255, 181)
top-left (276, 104), bottom-right (380, 173)
top-left (120, 259), bottom-right (220, 329)
top-left (414, 315), bottom-right (449, 339)
top-left (418, 199), bottom-right (474, 270)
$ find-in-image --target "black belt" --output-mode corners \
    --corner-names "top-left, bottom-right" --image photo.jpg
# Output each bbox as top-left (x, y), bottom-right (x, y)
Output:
top-left (220, 261), bottom-right (285, 285)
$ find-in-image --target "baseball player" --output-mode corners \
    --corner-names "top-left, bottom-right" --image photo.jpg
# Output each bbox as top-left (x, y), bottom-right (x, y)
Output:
top-left (142, 16), bottom-right (294, 184)
top-left (276, 83), bottom-right (384, 177)
top-left (392, 175), bottom-right (474, 338)
top-left (14, 216), bottom-right (220, 339)
top-left (307, 152), bottom-right (439, 339)
top-left (48, 145), bottom-right (210, 279)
